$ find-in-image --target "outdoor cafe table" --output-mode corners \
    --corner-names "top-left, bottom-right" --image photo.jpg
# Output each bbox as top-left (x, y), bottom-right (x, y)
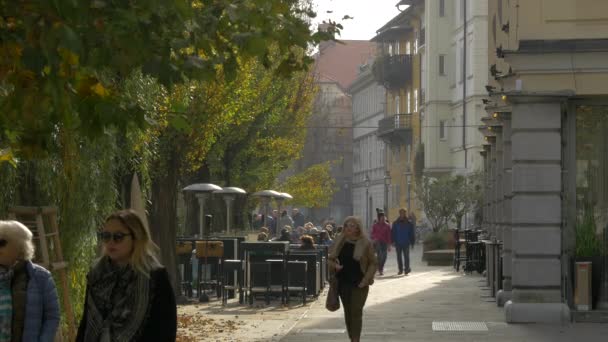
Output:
top-left (241, 241), bottom-right (290, 304)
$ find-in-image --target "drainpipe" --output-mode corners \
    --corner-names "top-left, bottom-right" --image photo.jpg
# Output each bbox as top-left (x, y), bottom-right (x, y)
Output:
top-left (462, 0), bottom-right (468, 170)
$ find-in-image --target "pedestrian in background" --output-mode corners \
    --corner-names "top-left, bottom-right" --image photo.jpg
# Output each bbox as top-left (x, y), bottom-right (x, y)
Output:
top-left (0, 220), bottom-right (60, 342)
top-left (77, 209), bottom-right (176, 342)
top-left (391, 208), bottom-right (416, 275)
top-left (292, 208), bottom-right (305, 229)
top-left (328, 216), bottom-right (377, 342)
top-left (370, 211), bottom-right (391, 276)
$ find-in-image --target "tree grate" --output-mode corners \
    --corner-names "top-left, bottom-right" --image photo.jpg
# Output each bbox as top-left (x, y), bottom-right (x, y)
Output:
top-left (432, 321), bottom-right (489, 331)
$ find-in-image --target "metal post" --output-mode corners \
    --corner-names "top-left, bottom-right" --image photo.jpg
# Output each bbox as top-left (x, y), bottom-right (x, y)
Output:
top-left (195, 193), bottom-right (208, 238)
top-left (223, 195), bottom-right (234, 235)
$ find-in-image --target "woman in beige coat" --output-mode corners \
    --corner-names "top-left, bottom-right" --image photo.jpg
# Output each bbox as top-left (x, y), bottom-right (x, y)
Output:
top-left (328, 216), bottom-right (377, 342)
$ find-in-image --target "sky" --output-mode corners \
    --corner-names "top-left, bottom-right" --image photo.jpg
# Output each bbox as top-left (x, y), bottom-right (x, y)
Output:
top-left (312, 0), bottom-right (403, 40)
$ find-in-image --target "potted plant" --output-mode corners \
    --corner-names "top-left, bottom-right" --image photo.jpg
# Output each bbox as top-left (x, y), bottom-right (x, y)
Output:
top-left (422, 230), bottom-right (450, 260)
top-left (574, 211), bottom-right (604, 309)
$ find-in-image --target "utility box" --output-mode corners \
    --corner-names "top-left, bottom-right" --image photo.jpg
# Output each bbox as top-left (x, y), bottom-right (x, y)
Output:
top-left (575, 261), bottom-right (593, 311)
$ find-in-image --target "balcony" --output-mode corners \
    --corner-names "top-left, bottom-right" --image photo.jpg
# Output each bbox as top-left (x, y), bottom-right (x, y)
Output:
top-left (377, 114), bottom-right (413, 145)
top-left (418, 28), bottom-right (425, 47)
top-left (372, 54), bottom-right (413, 89)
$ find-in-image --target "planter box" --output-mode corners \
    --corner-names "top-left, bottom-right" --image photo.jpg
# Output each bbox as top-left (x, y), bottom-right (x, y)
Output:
top-left (424, 249), bottom-right (454, 266)
top-left (572, 256), bottom-right (604, 310)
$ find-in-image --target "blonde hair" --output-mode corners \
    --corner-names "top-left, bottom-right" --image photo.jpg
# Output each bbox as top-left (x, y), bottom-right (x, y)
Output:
top-left (0, 220), bottom-right (35, 261)
top-left (104, 209), bottom-right (161, 276)
top-left (342, 216), bottom-right (365, 238)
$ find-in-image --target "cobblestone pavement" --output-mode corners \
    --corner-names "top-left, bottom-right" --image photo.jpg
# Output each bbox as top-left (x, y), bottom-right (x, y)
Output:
top-left (178, 246), bottom-right (608, 342)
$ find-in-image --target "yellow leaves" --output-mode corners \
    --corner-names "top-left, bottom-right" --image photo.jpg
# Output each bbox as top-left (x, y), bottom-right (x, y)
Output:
top-left (0, 148), bottom-right (16, 167)
top-left (91, 82), bottom-right (109, 97)
top-left (280, 162), bottom-right (337, 208)
top-left (58, 47), bottom-right (79, 66)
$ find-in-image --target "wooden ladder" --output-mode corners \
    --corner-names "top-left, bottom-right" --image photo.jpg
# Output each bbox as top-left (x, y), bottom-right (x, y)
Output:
top-left (8, 206), bottom-right (75, 342)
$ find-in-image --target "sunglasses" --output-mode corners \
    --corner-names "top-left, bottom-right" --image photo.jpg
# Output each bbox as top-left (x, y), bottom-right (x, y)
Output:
top-left (0, 239), bottom-right (7, 248)
top-left (97, 231), bottom-right (132, 243)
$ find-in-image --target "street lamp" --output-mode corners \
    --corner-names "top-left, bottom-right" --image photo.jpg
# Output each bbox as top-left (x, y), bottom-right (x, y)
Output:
top-left (364, 174), bottom-right (370, 228)
top-left (383, 172), bottom-right (391, 220)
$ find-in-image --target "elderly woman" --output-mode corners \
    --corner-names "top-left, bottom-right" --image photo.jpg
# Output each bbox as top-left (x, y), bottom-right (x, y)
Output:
top-left (328, 216), bottom-right (377, 342)
top-left (76, 209), bottom-right (176, 342)
top-left (0, 220), bottom-right (60, 342)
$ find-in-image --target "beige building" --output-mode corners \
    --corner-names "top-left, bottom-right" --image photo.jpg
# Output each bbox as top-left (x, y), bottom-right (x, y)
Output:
top-left (287, 40), bottom-right (375, 224)
top-left (483, 0), bottom-right (608, 323)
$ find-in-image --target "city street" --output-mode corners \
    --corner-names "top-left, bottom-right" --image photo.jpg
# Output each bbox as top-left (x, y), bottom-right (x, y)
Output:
top-left (177, 247), bottom-right (608, 341)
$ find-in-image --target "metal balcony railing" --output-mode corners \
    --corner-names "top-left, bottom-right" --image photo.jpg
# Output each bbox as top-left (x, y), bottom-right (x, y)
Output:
top-left (372, 54), bottom-right (413, 89)
top-left (377, 114), bottom-right (413, 145)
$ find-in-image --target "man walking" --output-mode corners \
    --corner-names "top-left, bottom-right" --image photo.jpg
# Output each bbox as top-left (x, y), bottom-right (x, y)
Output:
top-left (392, 208), bottom-right (415, 275)
top-left (370, 211), bottom-right (391, 276)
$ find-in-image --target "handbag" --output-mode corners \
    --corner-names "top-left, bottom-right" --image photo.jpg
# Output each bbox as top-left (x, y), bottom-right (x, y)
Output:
top-left (325, 276), bottom-right (340, 312)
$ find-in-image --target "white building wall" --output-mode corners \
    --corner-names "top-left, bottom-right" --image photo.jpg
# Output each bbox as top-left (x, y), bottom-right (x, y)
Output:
top-left (450, 0), bottom-right (488, 174)
top-left (351, 65), bottom-right (386, 228)
top-left (423, 0), bottom-right (455, 175)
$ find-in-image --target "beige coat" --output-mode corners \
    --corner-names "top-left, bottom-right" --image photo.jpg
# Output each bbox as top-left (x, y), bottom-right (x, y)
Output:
top-left (328, 234), bottom-right (377, 287)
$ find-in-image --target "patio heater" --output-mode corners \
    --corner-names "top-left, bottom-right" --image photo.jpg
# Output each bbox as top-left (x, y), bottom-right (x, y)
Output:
top-left (251, 190), bottom-right (282, 232)
top-left (276, 192), bottom-right (293, 233)
top-left (213, 187), bottom-right (247, 235)
top-left (182, 183), bottom-right (222, 302)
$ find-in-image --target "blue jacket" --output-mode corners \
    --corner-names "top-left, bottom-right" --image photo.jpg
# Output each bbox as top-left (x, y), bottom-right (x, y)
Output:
top-left (23, 261), bottom-right (60, 342)
top-left (391, 218), bottom-right (415, 247)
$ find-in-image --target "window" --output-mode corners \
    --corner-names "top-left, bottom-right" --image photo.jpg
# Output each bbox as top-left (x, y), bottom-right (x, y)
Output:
top-left (395, 41), bottom-right (400, 54)
top-left (406, 144), bottom-right (412, 162)
top-left (407, 92), bottom-right (411, 113)
top-left (439, 55), bottom-right (446, 75)
top-left (439, 120), bottom-right (447, 140)
top-left (414, 89), bottom-right (418, 112)
top-left (414, 39), bottom-right (418, 54)
top-left (439, 0), bottom-right (445, 17)
top-left (405, 41), bottom-right (411, 55)
top-left (388, 43), bottom-right (393, 56)
top-left (395, 95), bottom-right (400, 114)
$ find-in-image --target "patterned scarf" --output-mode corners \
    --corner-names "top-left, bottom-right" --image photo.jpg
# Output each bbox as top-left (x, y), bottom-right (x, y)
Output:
top-left (0, 267), bottom-right (13, 342)
top-left (83, 257), bottom-right (150, 342)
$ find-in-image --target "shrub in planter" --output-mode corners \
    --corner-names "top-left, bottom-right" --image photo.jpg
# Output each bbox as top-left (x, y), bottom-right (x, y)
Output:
top-left (423, 230), bottom-right (450, 251)
top-left (574, 211), bottom-right (605, 309)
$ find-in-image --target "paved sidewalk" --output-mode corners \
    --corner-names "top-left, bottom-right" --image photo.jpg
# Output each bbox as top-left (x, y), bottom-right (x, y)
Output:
top-left (280, 246), bottom-right (608, 342)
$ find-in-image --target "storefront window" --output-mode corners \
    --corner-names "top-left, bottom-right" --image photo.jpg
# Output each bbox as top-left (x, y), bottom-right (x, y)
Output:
top-left (575, 105), bottom-right (608, 255)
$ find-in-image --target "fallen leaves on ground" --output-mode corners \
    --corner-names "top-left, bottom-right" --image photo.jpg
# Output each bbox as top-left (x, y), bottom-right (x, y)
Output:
top-left (177, 313), bottom-right (240, 342)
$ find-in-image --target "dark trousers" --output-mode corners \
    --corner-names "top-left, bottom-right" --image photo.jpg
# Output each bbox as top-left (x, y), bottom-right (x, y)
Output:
top-left (374, 241), bottom-right (388, 272)
top-left (395, 244), bottom-right (411, 273)
top-left (339, 284), bottom-right (369, 340)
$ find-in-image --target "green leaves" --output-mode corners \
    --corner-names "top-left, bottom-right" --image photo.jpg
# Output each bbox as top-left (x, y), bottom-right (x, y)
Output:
top-left (416, 173), bottom-right (482, 232)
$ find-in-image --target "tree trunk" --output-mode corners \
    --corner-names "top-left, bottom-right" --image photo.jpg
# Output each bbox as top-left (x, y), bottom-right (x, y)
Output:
top-left (149, 157), bottom-right (180, 297)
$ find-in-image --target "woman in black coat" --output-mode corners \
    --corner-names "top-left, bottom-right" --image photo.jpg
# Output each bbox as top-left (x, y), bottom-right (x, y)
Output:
top-left (76, 209), bottom-right (177, 342)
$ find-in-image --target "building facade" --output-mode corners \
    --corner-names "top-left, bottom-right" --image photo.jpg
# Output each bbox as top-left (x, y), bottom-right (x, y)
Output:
top-left (422, 0), bottom-right (488, 178)
top-left (349, 63), bottom-right (387, 231)
top-left (483, 0), bottom-right (608, 323)
top-left (288, 40), bottom-right (375, 224)
top-left (372, 0), bottom-right (425, 221)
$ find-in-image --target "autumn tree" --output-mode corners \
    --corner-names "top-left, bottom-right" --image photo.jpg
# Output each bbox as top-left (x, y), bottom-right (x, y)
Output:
top-left (279, 162), bottom-right (337, 208)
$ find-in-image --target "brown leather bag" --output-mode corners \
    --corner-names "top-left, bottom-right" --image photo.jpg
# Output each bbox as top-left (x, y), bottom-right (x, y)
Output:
top-left (195, 241), bottom-right (224, 258)
top-left (325, 276), bottom-right (340, 312)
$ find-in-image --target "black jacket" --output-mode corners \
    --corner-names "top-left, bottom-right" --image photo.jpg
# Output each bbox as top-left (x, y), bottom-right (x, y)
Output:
top-left (76, 267), bottom-right (177, 342)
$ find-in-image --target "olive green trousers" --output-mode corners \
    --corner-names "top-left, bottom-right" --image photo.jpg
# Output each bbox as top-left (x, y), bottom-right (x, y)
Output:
top-left (338, 283), bottom-right (369, 340)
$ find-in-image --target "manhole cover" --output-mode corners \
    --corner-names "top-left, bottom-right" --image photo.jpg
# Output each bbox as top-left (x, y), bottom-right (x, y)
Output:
top-left (432, 321), bottom-right (488, 331)
top-left (297, 329), bottom-right (345, 334)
